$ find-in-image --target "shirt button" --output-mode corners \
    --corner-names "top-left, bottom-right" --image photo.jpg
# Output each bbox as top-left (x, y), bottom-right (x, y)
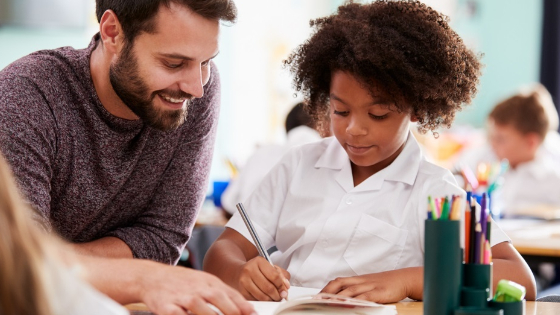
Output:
top-left (346, 199), bottom-right (352, 205)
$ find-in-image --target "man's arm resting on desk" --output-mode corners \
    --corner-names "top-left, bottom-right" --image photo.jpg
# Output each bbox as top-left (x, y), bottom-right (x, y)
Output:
top-left (76, 255), bottom-right (256, 315)
top-left (71, 236), bottom-right (133, 259)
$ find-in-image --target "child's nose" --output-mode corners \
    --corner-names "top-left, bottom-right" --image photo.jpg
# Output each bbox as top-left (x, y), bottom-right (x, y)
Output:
top-left (346, 117), bottom-right (367, 136)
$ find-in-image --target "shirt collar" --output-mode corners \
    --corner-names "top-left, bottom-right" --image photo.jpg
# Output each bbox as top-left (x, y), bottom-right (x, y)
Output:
top-left (314, 132), bottom-right (423, 192)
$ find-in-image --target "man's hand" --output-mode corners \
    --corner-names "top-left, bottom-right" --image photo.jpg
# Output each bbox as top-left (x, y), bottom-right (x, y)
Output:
top-left (320, 267), bottom-right (423, 304)
top-left (139, 264), bottom-right (256, 315)
top-left (235, 256), bottom-right (291, 301)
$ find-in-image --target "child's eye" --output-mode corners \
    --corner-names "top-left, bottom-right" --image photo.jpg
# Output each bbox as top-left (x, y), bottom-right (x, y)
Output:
top-left (333, 110), bottom-right (349, 116)
top-left (369, 113), bottom-right (388, 120)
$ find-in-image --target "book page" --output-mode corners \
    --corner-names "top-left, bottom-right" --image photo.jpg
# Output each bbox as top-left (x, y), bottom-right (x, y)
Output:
top-left (249, 287), bottom-right (320, 315)
top-left (288, 286), bottom-right (321, 299)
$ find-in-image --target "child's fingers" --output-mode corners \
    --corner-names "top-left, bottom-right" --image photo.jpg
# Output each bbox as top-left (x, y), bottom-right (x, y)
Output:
top-left (277, 266), bottom-right (291, 281)
top-left (240, 275), bottom-right (275, 301)
top-left (274, 266), bottom-right (291, 299)
top-left (239, 258), bottom-right (281, 301)
top-left (255, 262), bottom-right (287, 301)
top-left (320, 276), bottom-right (358, 294)
top-left (258, 263), bottom-right (289, 298)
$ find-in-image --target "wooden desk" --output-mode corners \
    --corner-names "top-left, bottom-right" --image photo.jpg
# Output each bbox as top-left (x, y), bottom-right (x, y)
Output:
top-left (127, 301), bottom-right (559, 314)
top-left (496, 219), bottom-right (560, 264)
top-left (391, 301), bottom-right (559, 315)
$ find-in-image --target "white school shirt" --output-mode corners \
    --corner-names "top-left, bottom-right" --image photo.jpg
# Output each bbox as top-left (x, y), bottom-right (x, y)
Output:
top-left (226, 133), bottom-right (510, 289)
top-left (221, 126), bottom-right (321, 214)
top-left (493, 153), bottom-right (560, 216)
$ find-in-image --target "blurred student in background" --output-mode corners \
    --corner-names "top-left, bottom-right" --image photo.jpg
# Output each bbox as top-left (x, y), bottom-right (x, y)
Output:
top-left (221, 102), bottom-right (323, 214)
top-left (487, 84), bottom-right (560, 217)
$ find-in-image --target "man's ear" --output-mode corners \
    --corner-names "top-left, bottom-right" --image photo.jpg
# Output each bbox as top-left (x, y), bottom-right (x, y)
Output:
top-left (98, 10), bottom-right (125, 55)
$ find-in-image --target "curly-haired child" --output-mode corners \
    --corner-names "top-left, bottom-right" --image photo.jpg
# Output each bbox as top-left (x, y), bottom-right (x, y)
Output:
top-left (204, 0), bottom-right (536, 303)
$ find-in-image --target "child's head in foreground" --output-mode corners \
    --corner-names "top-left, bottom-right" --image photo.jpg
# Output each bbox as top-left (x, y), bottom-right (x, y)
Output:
top-left (284, 0), bottom-right (482, 178)
top-left (488, 84), bottom-right (558, 168)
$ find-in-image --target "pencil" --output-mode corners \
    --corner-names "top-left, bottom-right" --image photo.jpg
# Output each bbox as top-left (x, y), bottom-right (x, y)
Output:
top-left (468, 202), bottom-right (477, 264)
top-left (236, 203), bottom-right (272, 264)
top-left (465, 201), bottom-right (471, 263)
top-left (473, 222), bottom-right (482, 264)
top-left (236, 203), bottom-right (289, 301)
top-left (486, 215), bottom-right (492, 242)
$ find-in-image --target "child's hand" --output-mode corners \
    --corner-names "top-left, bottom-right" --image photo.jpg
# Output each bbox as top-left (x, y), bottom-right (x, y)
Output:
top-left (236, 256), bottom-right (291, 301)
top-left (320, 267), bottom-right (422, 303)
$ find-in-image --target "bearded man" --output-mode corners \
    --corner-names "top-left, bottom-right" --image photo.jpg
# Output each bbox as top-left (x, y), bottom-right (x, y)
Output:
top-left (0, 0), bottom-right (230, 265)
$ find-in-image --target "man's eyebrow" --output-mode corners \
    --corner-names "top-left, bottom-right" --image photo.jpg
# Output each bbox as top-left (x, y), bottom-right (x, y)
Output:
top-left (157, 51), bottom-right (220, 61)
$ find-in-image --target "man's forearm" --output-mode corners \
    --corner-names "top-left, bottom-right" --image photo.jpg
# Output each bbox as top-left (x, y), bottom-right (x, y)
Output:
top-left (72, 236), bottom-right (133, 259)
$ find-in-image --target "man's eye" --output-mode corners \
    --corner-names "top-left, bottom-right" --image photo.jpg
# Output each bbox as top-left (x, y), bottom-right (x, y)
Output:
top-left (166, 62), bottom-right (182, 69)
top-left (201, 60), bottom-right (210, 67)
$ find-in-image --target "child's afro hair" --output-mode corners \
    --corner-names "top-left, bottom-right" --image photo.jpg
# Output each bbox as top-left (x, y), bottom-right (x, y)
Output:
top-left (284, 0), bottom-right (483, 133)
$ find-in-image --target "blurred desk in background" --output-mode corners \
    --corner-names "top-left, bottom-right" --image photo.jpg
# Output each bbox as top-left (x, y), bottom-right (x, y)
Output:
top-left (497, 219), bottom-right (560, 264)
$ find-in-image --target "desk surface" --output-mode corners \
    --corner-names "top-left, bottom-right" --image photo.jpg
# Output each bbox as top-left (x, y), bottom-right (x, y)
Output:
top-left (496, 219), bottom-right (560, 258)
top-left (127, 301), bottom-right (559, 314)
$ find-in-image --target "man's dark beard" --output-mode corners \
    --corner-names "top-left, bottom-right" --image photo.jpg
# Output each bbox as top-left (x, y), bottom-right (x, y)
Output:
top-left (109, 43), bottom-right (192, 131)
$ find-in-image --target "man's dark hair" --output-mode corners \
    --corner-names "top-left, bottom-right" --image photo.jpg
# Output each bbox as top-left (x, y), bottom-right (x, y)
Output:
top-left (96, 0), bottom-right (237, 44)
top-left (285, 102), bottom-right (315, 133)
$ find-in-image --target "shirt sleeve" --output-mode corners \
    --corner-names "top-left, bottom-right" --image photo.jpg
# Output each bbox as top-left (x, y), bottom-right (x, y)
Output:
top-left (105, 63), bottom-right (221, 264)
top-left (0, 72), bottom-right (57, 231)
top-left (225, 147), bottom-right (299, 251)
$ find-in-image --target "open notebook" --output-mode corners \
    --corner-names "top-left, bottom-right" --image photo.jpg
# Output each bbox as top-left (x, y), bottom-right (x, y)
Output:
top-left (249, 287), bottom-right (397, 315)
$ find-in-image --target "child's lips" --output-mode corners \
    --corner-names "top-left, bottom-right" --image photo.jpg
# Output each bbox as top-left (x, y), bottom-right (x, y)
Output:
top-left (346, 143), bottom-right (374, 154)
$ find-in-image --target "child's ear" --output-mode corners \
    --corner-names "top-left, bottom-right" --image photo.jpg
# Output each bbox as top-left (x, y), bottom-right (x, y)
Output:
top-left (410, 114), bottom-right (419, 123)
top-left (525, 132), bottom-right (543, 152)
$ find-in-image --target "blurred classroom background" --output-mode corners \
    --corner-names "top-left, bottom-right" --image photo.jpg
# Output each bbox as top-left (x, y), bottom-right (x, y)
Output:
top-left (3, 0), bottom-right (560, 297)
top-left (0, 0), bottom-right (550, 182)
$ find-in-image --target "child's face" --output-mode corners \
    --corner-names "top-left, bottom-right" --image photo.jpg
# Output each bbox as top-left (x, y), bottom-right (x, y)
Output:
top-left (487, 118), bottom-right (539, 168)
top-left (329, 70), bottom-right (414, 177)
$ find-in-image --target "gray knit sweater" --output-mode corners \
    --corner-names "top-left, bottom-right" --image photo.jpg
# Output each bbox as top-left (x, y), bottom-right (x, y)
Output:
top-left (0, 35), bottom-right (219, 264)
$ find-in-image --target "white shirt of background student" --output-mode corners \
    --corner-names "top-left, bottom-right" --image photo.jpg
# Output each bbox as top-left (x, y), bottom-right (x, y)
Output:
top-left (226, 133), bottom-right (510, 288)
top-left (493, 152), bottom-right (560, 216)
top-left (221, 125), bottom-right (321, 214)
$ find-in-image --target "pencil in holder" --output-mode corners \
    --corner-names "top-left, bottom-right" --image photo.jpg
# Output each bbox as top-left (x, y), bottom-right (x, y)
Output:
top-left (488, 300), bottom-right (525, 315)
top-left (424, 219), bottom-right (462, 315)
top-left (461, 263), bottom-right (493, 307)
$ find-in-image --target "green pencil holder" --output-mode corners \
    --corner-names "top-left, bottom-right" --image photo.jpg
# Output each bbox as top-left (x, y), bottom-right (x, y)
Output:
top-left (455, 307), bottom-right (503, 315)
top-left (488, 300), bottom-right (525, 315)
top-left (461, 263), bottom-right (493, 307)
top-left (424, 220), bottom-right (462, 315)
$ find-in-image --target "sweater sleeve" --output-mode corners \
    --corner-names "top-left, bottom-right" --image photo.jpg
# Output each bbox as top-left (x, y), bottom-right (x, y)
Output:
top-left (0, 71), bottom-right (57, 231)
top-left (105, 63), bottom-right (221, 264)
